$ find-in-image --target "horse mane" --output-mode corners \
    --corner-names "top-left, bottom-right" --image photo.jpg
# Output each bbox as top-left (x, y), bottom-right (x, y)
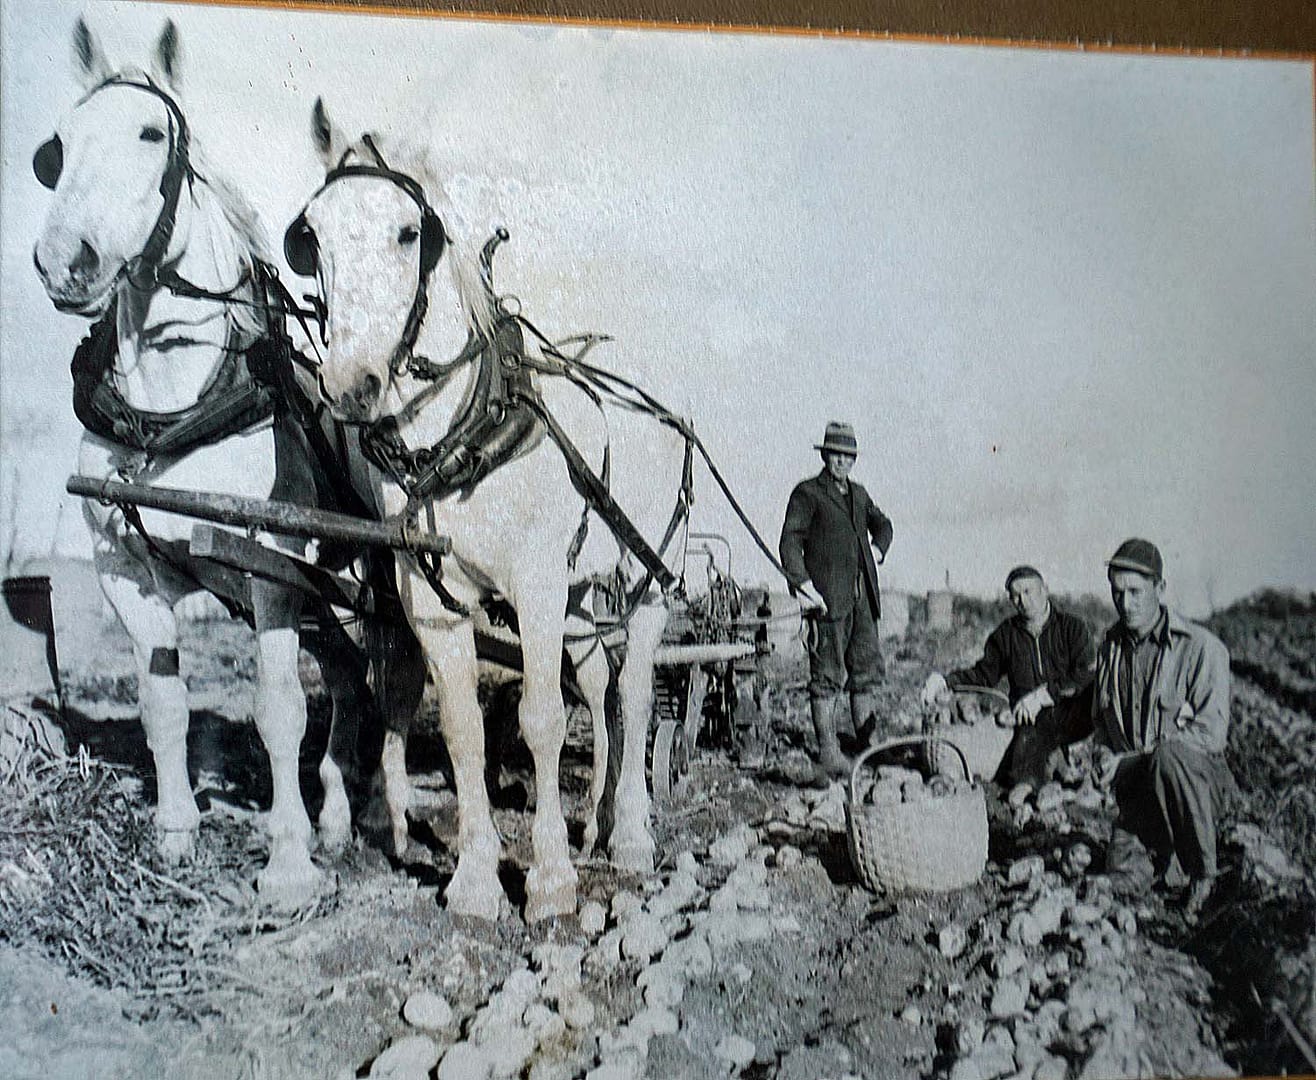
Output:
top-left (342, 133), bottom-right (498, 345)
top-left (191, 150), bottom-right (270, 261)
top-left (183, 147), bottom-right (274, 340)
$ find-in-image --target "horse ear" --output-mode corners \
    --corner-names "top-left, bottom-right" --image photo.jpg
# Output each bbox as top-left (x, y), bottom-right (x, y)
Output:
top-left (311, 97), bottom-right (338, 166)
top-left (152, 20), bottom-right (183, 93)
top-left (72, 17), bottom-right (112, 88)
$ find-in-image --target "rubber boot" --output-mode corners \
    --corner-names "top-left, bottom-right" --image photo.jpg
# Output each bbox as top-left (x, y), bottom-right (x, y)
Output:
top-left (850, 690), bottom-right (880, 747)
top-left (811, 695), bottom-right (849, 782)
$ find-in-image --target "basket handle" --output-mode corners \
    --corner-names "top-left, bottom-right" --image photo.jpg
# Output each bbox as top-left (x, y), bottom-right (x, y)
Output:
top-left (849, 735), bottom-right (973, 804)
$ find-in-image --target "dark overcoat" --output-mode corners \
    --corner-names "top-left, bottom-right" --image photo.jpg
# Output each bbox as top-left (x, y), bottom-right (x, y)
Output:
top-left (779, 470), bottom-right (893, 619)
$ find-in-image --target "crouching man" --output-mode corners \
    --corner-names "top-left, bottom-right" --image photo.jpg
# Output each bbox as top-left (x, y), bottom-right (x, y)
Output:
top-left (1093, 538), bottom-right (1234, 921)
top-left (921, 565), bottom-right (1095, 784)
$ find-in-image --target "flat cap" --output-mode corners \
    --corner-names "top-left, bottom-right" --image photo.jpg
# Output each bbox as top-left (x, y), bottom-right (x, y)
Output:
top-left (1004, 565), bottom-right (1044, 591)
top-left (1107, 537), bottom-right (1163, 579)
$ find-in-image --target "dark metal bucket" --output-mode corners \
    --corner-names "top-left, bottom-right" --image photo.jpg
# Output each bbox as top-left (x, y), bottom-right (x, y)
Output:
top-left (1, 576), bottom-right (63, 705)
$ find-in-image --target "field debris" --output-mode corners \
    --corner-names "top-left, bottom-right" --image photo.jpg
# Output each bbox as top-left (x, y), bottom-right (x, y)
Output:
top-left (0, 700), bottom-right (332, 1015)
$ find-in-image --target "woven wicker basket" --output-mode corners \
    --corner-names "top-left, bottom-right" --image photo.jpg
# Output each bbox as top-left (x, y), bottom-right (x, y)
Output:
top-left (846, 736), bottom-right (988, 894)
top-left (924, 686), bottom-right (1015, 781)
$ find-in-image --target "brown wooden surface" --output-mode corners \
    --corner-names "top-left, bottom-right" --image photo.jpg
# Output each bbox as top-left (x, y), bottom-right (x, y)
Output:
top-left (193, 0), bottom-right (1316, 55)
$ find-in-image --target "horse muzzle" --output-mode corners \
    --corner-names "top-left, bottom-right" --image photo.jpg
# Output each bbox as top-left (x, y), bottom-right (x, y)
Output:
top-left (33, 241), bottom-right (114, 316)
top-left (322, 370), bottom-right (383, 424)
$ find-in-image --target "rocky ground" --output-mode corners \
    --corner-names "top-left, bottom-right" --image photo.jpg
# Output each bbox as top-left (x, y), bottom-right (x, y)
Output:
top-left (1, 566), bottom-right (1313, 1079)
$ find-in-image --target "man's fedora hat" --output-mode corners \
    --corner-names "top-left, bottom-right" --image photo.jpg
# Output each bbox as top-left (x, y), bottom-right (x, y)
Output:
top-left (1107, 537), bottom-right (1163, 580)
top-left (815, 421), bottom-right (858, 456)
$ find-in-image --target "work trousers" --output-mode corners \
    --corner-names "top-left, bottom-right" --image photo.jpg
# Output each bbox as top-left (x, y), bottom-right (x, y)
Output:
top-left (1005, 696), bottom-right (1094, 786)
top-left (1108, 739), bottom-right (1234, 881)
top-left (807, 598), bottom-right (884, 700)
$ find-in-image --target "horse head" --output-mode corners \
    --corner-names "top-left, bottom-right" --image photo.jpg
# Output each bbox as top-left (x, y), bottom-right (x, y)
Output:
top-left (33, 19), bottom-right (195, 317)
top-left (288, 98), bottom-right (485, 424)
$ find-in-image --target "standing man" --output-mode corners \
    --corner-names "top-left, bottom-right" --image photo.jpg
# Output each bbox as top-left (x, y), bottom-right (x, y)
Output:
top-left (921, 565), bottom-right (1096, 783)
top-left (1093, 538), bottom-right (1234, 920)
top-left (780, 421), bottom-right (893, 779)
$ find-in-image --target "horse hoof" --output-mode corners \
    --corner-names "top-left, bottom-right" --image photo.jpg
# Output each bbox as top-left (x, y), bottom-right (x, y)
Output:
top-left (525, 865), bottom-right (578, 923)
top-left (257, 855), bottom-right (324, 912)
top-left (610, 836), bottom-right (655, 876)
top-left (156, 827), bottom-right (197, 864)
top-left (445, 868), bottom-right (505, 922)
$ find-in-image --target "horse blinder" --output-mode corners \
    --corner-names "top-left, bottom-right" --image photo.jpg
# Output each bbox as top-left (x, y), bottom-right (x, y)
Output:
top-left (283, 215), bottom-right (319, 277)
top-left (419, 210), bottom-right (446, 276)
top-left (285, 211), bottom-right (440, 279)
top-left (33, 135), bottom-right (63, 190)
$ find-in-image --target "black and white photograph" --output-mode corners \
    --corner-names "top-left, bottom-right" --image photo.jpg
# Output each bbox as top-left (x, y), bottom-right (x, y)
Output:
top-left (1, 1), bottom-right (1314, 1077)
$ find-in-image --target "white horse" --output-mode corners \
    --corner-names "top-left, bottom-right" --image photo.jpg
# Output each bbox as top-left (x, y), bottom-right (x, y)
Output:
top-left (32, 21), bottom-right (421, 908)
top-left (288, 101), bottom-right (691, 921)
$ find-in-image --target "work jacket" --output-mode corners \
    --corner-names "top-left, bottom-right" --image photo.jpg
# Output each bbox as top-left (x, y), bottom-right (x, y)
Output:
top-left (1092, 608), bottom-right (1231, 756)
top-left (948, 606), bottom-right (1096, 706)
top-left (779, 470), bottom-right (892, 620)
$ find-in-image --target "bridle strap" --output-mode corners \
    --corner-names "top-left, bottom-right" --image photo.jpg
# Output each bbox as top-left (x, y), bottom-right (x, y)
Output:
top-left (296, 155), bottom-right (444, 377)
top-left (78, 76), bottom-right (194, 291)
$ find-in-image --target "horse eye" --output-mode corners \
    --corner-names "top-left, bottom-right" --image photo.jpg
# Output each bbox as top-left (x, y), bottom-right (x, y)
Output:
top-left (398, 225), bottom-right (420, 246)
top-left (140, 126), bottom-right (166, 143)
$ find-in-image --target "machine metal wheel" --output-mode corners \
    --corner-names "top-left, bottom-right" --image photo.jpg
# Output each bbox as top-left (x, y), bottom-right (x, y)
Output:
top-left (652, 719), bottom-right (690, 804)
top-left (684, 672), bottom-right (707, 756)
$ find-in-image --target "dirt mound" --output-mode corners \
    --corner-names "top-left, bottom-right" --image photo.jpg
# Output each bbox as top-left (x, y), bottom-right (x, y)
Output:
top-left (1210, 598), bottom-right (1316, 716)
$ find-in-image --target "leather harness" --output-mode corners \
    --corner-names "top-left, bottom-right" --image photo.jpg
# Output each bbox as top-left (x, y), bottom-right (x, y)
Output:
top-left (357, 299), bottom-right (697, 620)
top-left (303, 196), bottom-right (699, 619)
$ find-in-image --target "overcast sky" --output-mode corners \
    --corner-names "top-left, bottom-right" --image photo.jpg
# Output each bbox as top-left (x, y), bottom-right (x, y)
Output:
top-left (2, 1), bottom-right (1313, 613)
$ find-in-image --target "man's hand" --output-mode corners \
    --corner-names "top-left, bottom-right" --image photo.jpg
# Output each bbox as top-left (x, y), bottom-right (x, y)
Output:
top-left (921, 672), bottom-right (950, 708)
top-left (791, 584), bottom-right (827, 619)
top-left (1012, 686), bottom-right (1054, 726)
top-left (1092, 745), bottom-right (1129, 789)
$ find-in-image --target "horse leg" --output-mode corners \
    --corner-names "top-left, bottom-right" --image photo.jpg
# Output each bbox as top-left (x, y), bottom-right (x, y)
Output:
top-left (368, 613), bottom-right (427, 859)
top-left (249, 579), bottom-right (321, 908)
top-left (610, 602), bottom-right (666, 874)
top-left (570, 636), bottom-right (612, 856)
top-left (98, 569), bottom-right (198, 861)
top-left (516, 585), bottom-right (577, 922)
top-left (299, 614), bottom-right (371, 854)
top-left (415, 617), bottom-right (505, 920)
